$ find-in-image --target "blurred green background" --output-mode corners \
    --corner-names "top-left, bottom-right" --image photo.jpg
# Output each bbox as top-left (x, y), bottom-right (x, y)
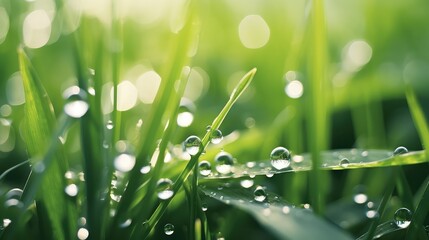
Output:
top-left (0, 0), bottom-right (428, 238)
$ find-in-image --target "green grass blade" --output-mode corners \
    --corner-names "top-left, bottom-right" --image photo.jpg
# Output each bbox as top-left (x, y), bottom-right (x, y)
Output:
top-left (14, 48), bottom-right (72, 240)
top-left (357, 221), bottom-right (404, 240)
top-left (307, 0), bottom-right (329, 214)
top-left (0, 160), bottom-right (29, 181)
top-left (137, 68), bottom-right (257, 239)
top-left (200, 181), bottom-right (353, 240)
top-left (200, 149), bottom-right (426, 179)
top-left (406, 180), bottom-right (429, 240)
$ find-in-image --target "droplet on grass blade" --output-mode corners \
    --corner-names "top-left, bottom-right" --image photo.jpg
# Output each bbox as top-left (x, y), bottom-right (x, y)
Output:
top-left (183, 135), bottom-right (201, 156)
top-left (63, 86), bottom-right (89, 118)
top-left (254, 186), bottom-right (267, 202)
top-left (77, 227), bottom-right (89, 240)
top-left (65, 184), bottom-right (79, 197)
top-left (339, 158), bottom-right (350, 168)
top-left (157, 178), bottom-right (174, 200)
top-left (164, 223), bottom-right (174, 235)
top-left (270, 146), bottom-right (291, 170)
top-left (240, 179), bottom-right (254, 188)
top-left (393, 146), bottom-right (408, 156)
top-left (215, 151), bottom-right (234, 174)
top-left (394, 208), bottom-right (412, 228)
top-left (198, 161), bottom-right (211, 176)
top-left (210, 129), bottom-right (223, 144)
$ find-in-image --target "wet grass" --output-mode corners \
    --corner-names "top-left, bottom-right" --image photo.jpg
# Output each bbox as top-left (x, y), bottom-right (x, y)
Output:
top-left (0, 0), bottom-right (429, 239)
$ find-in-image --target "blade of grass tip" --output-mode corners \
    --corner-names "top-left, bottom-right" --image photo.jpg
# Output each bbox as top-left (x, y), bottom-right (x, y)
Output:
top-left (307, 0), bottom-right (329, 214)
top-left (403, 72), bottom-right (429, 240)
top-left (136, 68), bottom-right (257, 239)
top-left (365, 169), bottom-right (396, 240)
top-left (111, 0), bottom-right (122, 143)
top-left (15, 48), bottom-right (73, 240)
top-left (114, 0), bottom-right (196, 223)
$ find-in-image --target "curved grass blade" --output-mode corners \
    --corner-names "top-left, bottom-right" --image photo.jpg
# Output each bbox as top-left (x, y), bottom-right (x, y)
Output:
top-left (200, 181), bottom-right (353, 240)
top-left (357, 221), bottom-right (405, 240)
top-left (13, 48), bottom-right (75, 240)
top-left (201, 149), bottom-right (426, 179)
top-left (136, 68), bottom-right (257, 239)
top-left (0, 160), bottom-right (29, 181)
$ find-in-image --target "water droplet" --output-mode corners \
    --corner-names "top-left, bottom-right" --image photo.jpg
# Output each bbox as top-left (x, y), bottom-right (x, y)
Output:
top-left (393, 146), bottom-right (408, 156)
top-left (210, 129), bottom-right (223, 144)
top-left (77, 227), bottom-right (89, 240)
top-left (201, 203), bottom-right (208, 211)
top-left (63, 86), bottom-right (89, 118)
top-left (119, 219), bottom-right (132, 228)
top-left (164, 223), bottom-right (174, 235)
top-left (106, 120), bottom-right (114, 130)
top-left (265, 172), bottom-right (274, 178)
top-left (254, 186), bottom-right (267, 202)
top-left (33, 162), bottom-right (45, 173)
top-left (282, 206), bottom-right (290, 214)
top-left (394, 208), bottom-right (412, 228)
top-left (2, 218), bottom-right (11, 228)
top-left (78, 217), bottom-right (87, 226)
top-left (140, 165), bottom-right (151, 174)
top-left (65, 184), bottom-right (79, 197)
top-left (114, 153), bottom-right (136, 172)
top-left (353, 193), bottom-right (368, 204)
top-left (215, 152), bottom-right (234, 174)
top-left (270, 147), bottom-right (291, 170)
top-left (183, 135), bottom-right (201, 156)
top-left (6, 188), bottom-right (23, 199)
top-left (198, 161), bottom-right (211, 176)
top-left (177, 98), bottom-right (195, 127)
top-left (157, 178), bottom-right (174, 200)
top-left (366, 210), bottom-right (379, 219)
top-left (240, 179), bottom-right (254, 188)
top-left (339, 158), bottom-right (349, 168)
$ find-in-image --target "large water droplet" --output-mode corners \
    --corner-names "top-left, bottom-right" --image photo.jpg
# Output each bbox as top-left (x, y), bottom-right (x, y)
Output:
top-left (65, 184), bottom-right (79, 197)
top-left (270, 147), bottom-right (291, 170)
top-left (393, 146), bottom-right (408, 156)
top-left (198, 161), bottom-right (211, 176)
top-left (140, 165), bottom-right (151, 174)
top-left (183, 135), bottom-right (201, 156)
top-left (215, 152), bottom-right (234, 174)
top-left (114, 153), bottom-right (136, 172)
top-left (2, 218), bottom-right (11, 228)
top-left (177, 98), bottom-right (195, 127)
top-left (240, 179), bottom-right (254, 188)
top-left (254, 186), bottom-right (267, 202)
top-left (210, 129), bottom-right (223, 144)
top-left (164, 223), bottom-right (174, 235)
top-left (157, 178), bottom-right (174, 200)
top-left (6, 188), bottom-right (23, 200)
top-left (63, 86), bottom-right (89, 118)
top-left (77, 227), bottom-right (89, 240)
top-left (394, 208), bottom-right (412, 228)
top-left (339, 158), bottom-right (349, 168)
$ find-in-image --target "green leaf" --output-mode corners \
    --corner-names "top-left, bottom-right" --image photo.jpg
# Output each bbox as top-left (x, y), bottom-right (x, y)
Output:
top-left (357, 221), bottom-right (405, 240)
top-left (16, 48), bottom-right (72, 240)
top-left (200, 182), bottom-right (353, 240)
top-left (201, 149), bottom-right (426, 179)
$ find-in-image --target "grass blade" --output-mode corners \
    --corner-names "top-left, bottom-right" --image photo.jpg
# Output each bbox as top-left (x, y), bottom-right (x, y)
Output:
top-left (201, 181), bottom-right (353, 240)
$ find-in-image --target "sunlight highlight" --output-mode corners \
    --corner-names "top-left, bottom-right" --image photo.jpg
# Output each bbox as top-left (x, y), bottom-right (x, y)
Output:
top-left (23, 10), bottom-right (52, 48)
top-left (342, 39), bottom-right (372, 72)
top-left (239, 15), bottom-right (270, 49)
top-left (111, 81), bottom-right (138, 111)
top-left (0, 7), bottom-right (9, 44)
top-left (135, 70), bottom-right (161, 104)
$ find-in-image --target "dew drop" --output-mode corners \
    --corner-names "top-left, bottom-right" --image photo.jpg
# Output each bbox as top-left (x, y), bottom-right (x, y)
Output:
top-left (215, 152), bottom-right (234, 174)
top-left (198, 161), bottom-right (211, 176)
top-left (164, 223), bottom-right (174, 235)
top-left (157, 178), bottom-right (174, 200)
top-left (65, 184), bottom-right (79, 197)
top-left (119, 219), bottom-right (132, 228)
top-left (2, 218), bottom-right (11, 228)
top-left (177, 99), bottom-right (195, 127)
top-left (393, 146), bottom-right (408, 156)
top-left (270, 147), bottom-right (291, 170)
top-left (183, 135), bottom-right (201, 156)
top-left (366, 210), bottom-right (379, 219)
top-left (77, 227), bottom-right (89, 240)
top-left (339, 158), bottom-right (350, 168)
top-left (63, 86), bottom-right (89, 118)
top-left (254, 186), bottom-right (267, 202)
top-left (210, 129), bottom-right (223, 144)
top-left (240, 179), bottom-right (254, 188)
top-left (6, 188), bottom-right (23, 200)
top-left (282, 206), bottom-right (290, 214)
top-left (353, 193), bottom-right (368, 204)
top-left (201, 203), bottom-right (208, 211)
top-left (265, 172), bottom-right (274, 178)
top-left (394, 208), bottom-right (412, 228)
top-left (114, 153), bottom-right (136, 172)
top-left (106, 120), bottom-right (114, 130)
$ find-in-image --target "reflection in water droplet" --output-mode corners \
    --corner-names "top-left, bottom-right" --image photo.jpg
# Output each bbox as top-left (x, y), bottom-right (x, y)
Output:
top-left (202, 203), bottom-right (208, 211)
top-left (210, 129), bottom-right (223, 144)
top-left (183, 135), bottom-right (201, 156)
top-left (65, 184), bottom-right (79, 197)
top-left (215, 152), bottom-right (234, 174)
top-left (164, 223), bottom-right (174, 235)
top-left (157, 178), bottom-right (174, 200)
top-left (353, 193), bottom-right (368, 204)
top-left (339, 158), bottom-right (349, 168)
top-left (114, 153), bottom-right (136, 172)
top-left (270, 147), bottom-right (291, 170)
top-left (77, 227), bottom-right (89, 240)
top-left (393, 146), bottom-right (408, 156)
top-left (63, 86), bottom-right (89, 118)
top-left (198, 161), bottom-right (211, 176)
top-left (394, 208), bottom-right (412, 228)
top-left (106, 120), bottom-right (114, 130)
top-left (240, 179), bottom-right (254, 189)
top-left (254, 186), bottom-right (267, 202)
